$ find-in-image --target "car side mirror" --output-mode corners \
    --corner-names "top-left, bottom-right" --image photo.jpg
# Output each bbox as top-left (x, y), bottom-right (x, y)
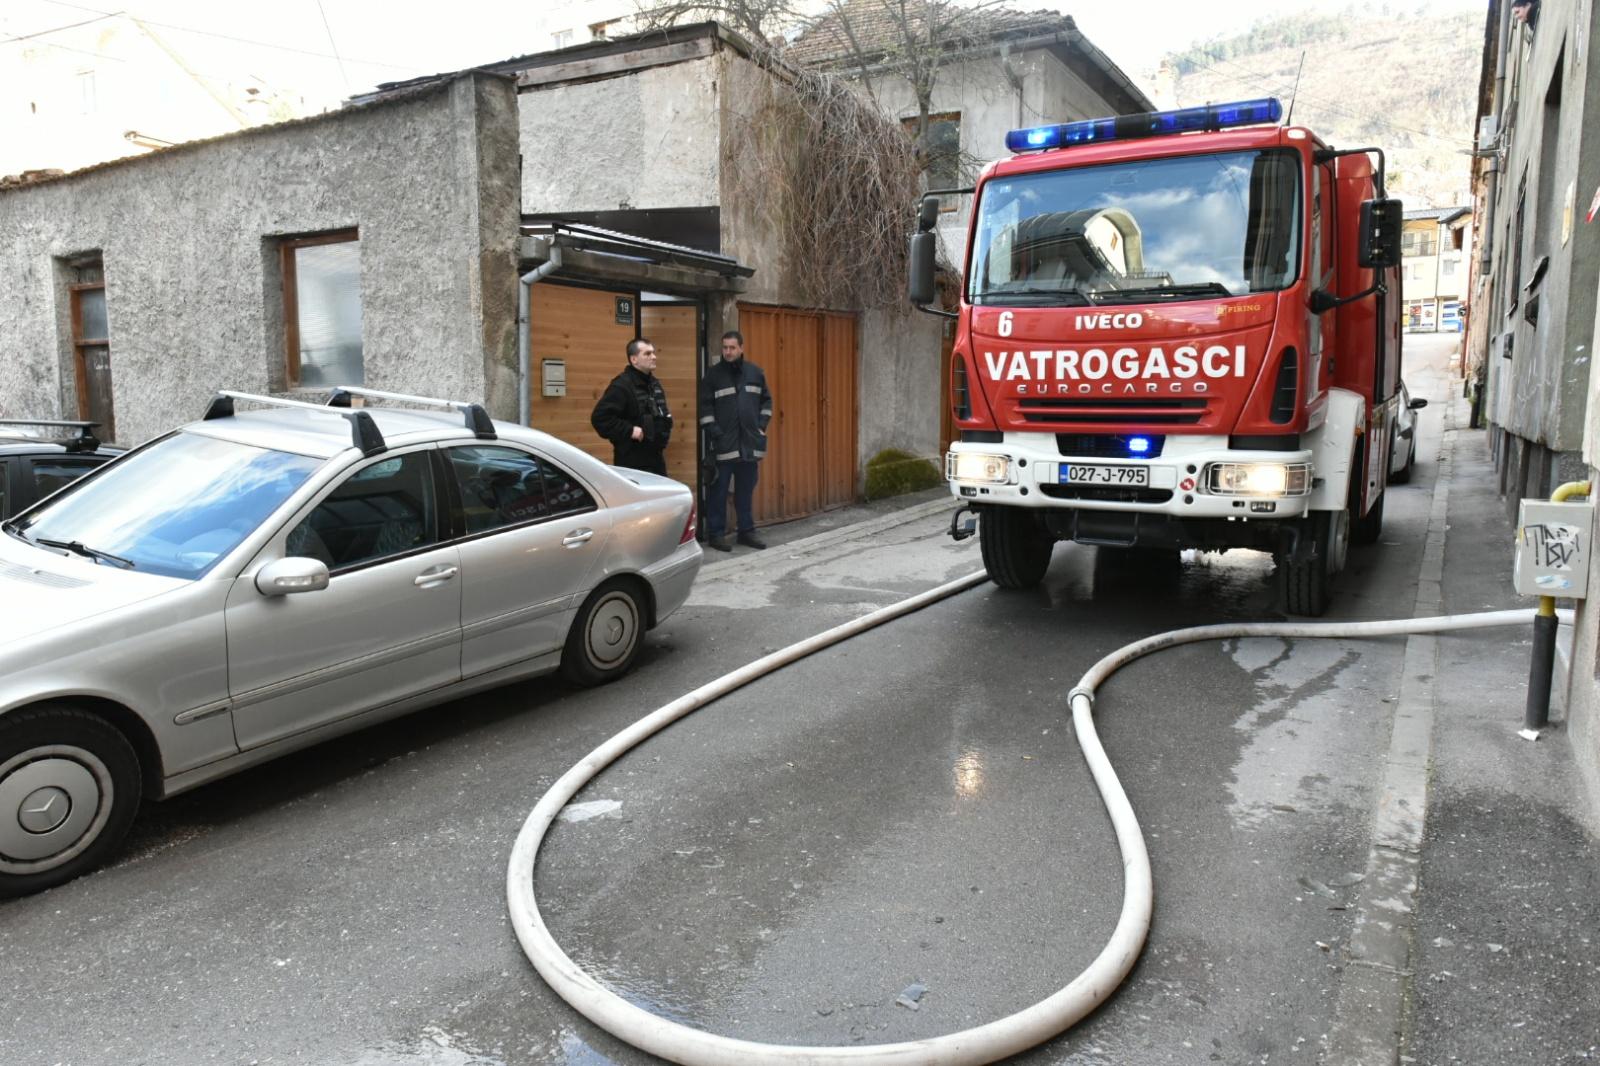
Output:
top-left (256, 556), bottom-right (330, 596)
top-left (1358, 198), bottom-right (1403, 269)
top-left (917, 194), bottom-right (941, 233)
top-left (1409, 397), bottom-right (1428, 410)
top-left (909, 230), bottom-right (937, 306)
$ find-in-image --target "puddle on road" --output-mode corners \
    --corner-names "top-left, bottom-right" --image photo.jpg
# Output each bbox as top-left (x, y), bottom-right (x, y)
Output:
top-left (340, 1025), bottom-right (506, 1066)
top-left (1224, 637), bottom-right (1378, 828)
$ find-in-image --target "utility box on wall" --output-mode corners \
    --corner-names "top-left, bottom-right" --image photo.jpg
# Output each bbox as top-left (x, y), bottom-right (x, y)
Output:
top-left (541, 359), bottom-right (566, 398)
top-left (1514, 500), bottom-right (1592, 598)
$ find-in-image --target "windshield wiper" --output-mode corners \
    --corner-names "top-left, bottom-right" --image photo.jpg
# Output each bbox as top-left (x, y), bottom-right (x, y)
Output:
top-left (36, 537), bottom-right (136, 569)
top-left (973, 287), bottom-right (1092, 306)
top-left (1098, 281), bottom-right (1236, 302)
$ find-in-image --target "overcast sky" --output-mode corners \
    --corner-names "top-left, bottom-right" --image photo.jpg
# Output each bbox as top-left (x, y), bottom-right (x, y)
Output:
top-left (4, 0), bottom-right (1488, 104)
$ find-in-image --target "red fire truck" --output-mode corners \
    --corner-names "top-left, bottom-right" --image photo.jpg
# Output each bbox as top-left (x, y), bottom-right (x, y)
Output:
top-left (909, 98), bottom-right (1406, 615)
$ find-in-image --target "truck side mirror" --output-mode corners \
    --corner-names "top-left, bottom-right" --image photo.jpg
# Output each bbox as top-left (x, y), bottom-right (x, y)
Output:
top-left (908, 230), bottom-right (937, 305)
top-left (918, 195), bottom-right (941, 232)
top-left (1359, 198), bottom-right (1403, 269)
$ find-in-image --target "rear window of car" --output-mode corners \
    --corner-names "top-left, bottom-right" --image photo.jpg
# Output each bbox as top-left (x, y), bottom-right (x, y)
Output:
top-left (446, 445), bottom-right (596, 534)
top-left (9, 432), bottom-right (321, 579)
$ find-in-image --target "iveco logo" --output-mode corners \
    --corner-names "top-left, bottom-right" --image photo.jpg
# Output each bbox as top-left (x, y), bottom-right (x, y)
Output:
top-left (1074, 313), bottom-right (1145, 330)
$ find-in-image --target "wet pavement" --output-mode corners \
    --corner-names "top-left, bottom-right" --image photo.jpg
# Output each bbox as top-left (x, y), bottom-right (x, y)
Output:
top-left (2, 335), bottom-right (1596, 1065)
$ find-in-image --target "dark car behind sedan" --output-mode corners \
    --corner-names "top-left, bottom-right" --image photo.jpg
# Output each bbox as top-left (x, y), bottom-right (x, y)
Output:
top-left (0, 421), bottom-right (124, 520)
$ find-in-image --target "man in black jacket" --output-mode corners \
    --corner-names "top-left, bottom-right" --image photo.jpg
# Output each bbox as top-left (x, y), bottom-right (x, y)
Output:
top-left (698, 330), bottom-right (773, 551)
top-left (591, 338), bottom-right (672, 476)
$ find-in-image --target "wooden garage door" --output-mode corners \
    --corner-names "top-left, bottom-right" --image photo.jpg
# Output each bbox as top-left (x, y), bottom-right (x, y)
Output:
top-left (639, 303), bottom-right (699, 486)
top-left (528, 284), bottom-right (697, 489)
top-left (737, 304), bottom-right (858, 525)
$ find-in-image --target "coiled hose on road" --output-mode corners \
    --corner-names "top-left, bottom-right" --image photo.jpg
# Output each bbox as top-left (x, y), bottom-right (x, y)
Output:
top-left (507, 571), bottom-right (1563, 1066)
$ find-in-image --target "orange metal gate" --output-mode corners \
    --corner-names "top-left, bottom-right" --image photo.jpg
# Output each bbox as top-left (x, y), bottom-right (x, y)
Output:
top-left (736, 304), bottom-right (859, 525)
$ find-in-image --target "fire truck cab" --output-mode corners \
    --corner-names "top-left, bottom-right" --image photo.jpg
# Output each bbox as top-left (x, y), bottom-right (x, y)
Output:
top-left (909, 98), bottom-right (1405, 615)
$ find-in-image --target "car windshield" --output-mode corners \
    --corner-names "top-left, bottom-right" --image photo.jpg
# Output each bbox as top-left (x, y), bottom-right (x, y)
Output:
top-left (7, 432), bottom-right (321, 579)
top-left (968, 149), bottom-right (1302, 307)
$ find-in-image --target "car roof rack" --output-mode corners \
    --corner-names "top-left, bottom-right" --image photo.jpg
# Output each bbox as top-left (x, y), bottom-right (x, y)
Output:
top-left (325, 386), bottom-right (496, 441)
top-left (0, 419), bottom-right (102, 452)
top-left (203, 391), bottom-right (386, 456)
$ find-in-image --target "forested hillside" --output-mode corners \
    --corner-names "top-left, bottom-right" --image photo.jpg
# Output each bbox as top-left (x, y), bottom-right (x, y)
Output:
top-left (1144, 5), bottom-right (1481, 209)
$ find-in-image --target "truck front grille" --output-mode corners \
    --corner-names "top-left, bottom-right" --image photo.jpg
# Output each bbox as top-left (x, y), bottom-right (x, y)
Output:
top-left (1019, 397), bottom-right (1208, 426)
top-left (1055, 433), bottom-right (1167, 458)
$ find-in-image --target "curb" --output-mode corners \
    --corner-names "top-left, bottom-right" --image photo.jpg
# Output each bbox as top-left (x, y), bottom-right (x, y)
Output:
top-left (1322, 393), bottom-right (1457, 1064)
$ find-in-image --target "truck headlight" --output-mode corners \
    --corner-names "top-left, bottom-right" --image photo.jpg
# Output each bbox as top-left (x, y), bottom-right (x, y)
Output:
top-left (1206, 462), bottom-right (1311, 497)
top-left (947, 451), bottom-right (1012, 484)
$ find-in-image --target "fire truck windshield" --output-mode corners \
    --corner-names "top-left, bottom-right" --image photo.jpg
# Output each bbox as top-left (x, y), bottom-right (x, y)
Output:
top-left (967, 149), bottom-right (1302, 307)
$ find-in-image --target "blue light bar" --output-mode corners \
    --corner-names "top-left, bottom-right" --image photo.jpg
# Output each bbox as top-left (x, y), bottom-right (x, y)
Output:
top-left (1006, 98), bottom-right (1283, 153)
top-left (1128, 436), bottom-right (1152, 455)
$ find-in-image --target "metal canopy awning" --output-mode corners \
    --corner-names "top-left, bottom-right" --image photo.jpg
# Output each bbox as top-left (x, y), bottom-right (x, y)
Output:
top-left (519, 220), bottom-right (752, 296)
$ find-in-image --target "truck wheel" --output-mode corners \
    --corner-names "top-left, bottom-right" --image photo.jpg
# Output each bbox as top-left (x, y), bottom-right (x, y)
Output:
top-left (979, 506), bottom-right (1054, 589)
top-left (1278, 508), bottom-right (1348, 617)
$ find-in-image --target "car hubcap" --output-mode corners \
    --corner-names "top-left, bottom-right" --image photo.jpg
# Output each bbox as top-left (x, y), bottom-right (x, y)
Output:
top-left (585, 592), bottom-right (639, 669)
top-left (0, 747), bottom-right (114, 873)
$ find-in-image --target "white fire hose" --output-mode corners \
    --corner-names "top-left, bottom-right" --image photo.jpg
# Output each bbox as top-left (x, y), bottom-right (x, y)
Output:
top-left (506, 571), bottom-right (1564, 1066)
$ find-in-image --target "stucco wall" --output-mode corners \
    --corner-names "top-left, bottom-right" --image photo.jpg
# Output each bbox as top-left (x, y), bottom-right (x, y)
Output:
top-left (518, 56), bottom-right (721, 213)
top-left (1485, 0), bottom-right (1600, 453)
top-left (0, 73), bottom-right (521, 444)
top-left (1566, 272), bottom-right (1600, 828)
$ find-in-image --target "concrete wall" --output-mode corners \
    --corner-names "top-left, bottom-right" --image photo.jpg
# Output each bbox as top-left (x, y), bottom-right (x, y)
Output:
top-left (857, 306), bottom-right (945, 470)
top-left (0, 73), bottom-right (523, 443)
top-left (1483, 0), bottom-right (1600, 461)
top-left (519, 56), bottom-right (721, 213)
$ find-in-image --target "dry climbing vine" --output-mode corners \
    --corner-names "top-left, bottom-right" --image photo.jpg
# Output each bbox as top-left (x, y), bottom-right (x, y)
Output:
top-left (723, 53), bottom-right (923, 312)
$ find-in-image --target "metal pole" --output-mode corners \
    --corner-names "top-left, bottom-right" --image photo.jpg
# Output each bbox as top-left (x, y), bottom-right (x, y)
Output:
top-left (1524, 601), bottom-right (1558, 732)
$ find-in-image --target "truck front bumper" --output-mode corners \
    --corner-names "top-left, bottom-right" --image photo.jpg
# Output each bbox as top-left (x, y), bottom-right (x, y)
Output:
top-left (946, 433), bottom-right (1316, 521)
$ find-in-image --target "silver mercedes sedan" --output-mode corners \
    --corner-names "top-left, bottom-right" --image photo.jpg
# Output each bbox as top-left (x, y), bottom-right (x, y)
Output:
top-left (0, 388), bottom-right (701, 897)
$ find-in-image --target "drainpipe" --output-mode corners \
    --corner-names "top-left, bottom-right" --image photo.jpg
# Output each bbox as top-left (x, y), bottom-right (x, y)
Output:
top-left (517, 246), bottom-right (563, 427)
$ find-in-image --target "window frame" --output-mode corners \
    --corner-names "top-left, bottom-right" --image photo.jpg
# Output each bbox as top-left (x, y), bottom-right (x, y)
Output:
top-left (439, 443), bottom-right (599, 546)
top-left (903, 111), bottom-right (963, 212)
top-left (68, 267), bottom-right (107, 423)
top-left (281, 228), bottom-right (361, 389)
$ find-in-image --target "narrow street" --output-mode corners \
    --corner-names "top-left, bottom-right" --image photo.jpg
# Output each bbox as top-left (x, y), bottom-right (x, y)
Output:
top-left (11, 334), bottom-right (1583, 1066)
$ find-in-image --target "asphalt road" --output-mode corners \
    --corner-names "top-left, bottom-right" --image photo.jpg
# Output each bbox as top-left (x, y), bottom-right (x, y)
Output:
top-left (0, 335), bottom-right (1462, 1066)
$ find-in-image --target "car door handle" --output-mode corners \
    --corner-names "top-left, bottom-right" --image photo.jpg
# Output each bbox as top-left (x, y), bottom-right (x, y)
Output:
top-left (414, 564), bottom-right (459, 587)
top-left (562, 528), bottom-right (594, 548)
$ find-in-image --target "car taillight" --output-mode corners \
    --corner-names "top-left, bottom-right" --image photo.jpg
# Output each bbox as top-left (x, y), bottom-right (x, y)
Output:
top-left (680, 498), bottom-right (697, 544)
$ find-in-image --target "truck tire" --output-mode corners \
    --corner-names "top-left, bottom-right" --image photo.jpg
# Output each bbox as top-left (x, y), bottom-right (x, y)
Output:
top-left (979, 506), bottom-right (1054, 589)
top-left (1278, 507), bottom-right (1348, 617)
